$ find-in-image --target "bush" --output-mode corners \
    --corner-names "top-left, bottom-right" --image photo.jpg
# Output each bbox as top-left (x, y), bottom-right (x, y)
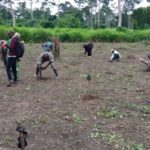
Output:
top-left (116, 27), bottom-right (128, 32)
top-left (41, 21), bottom-right (55, 28)
top-left (1, 26), bottom-right (150, 43)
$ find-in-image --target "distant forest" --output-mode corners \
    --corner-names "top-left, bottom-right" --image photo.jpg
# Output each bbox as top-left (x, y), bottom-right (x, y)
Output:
top-left (0, 0), bottom-right (150, 29)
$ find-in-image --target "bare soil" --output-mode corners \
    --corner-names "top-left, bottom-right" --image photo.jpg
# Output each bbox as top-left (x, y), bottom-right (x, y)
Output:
top-left (0, 42), bottom-right (150, 150)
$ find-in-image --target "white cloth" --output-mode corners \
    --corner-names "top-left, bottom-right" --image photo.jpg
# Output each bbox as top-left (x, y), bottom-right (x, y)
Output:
top-left (110, 50), bottom-right (121, 60)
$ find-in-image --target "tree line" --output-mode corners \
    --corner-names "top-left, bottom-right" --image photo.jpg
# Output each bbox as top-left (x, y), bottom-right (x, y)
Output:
top-left (0, 0), bottom-right (150, 29)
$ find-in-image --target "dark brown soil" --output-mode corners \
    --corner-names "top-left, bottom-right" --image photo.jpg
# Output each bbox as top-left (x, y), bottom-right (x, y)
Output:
top-left (0, 42), bottom-right (150, 150)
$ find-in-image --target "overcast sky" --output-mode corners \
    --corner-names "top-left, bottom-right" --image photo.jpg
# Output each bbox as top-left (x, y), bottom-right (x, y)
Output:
top-left (54, 0), bottom-right (150, 8)
top-left (24, 0), bottom-right (150, 14)
top-left (136, 0), bottom-right (150, 8)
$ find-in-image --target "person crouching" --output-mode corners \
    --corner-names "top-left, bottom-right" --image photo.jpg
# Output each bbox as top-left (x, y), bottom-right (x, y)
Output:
top-left (108, 49), bottom-right (121, 62)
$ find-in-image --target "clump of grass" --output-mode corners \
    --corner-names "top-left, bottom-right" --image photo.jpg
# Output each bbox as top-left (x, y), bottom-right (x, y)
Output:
top-left (91, 123), bottom-right (102, 139)
top-left (123, 102), bottom-right (150, 114)
top-left (133, 144), bottom-right (143, 150)
top-left (104, 132), bottom-right (144, 150)
top-left (97, 107), bottom-right (123, 119)
top-left (25, 115), bottom-right (49, 128)
top-left (4, 137), bottom-right (15, 146)
top-left (71, 113), bottom-right (84, 124)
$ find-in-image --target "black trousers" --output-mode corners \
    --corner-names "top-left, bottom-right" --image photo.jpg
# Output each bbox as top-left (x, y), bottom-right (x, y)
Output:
top-left (6, 57), bottom-right (17, 81)
top-left (113, 54), bottom-right (120, 61)
top-left (85, 49), bottom-right (92, 56)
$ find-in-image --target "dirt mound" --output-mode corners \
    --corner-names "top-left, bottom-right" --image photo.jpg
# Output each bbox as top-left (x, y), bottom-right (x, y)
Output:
top-left (127, 54), bottom-right (136, 59)
top-left (81, 94), bottom-right (100, 101)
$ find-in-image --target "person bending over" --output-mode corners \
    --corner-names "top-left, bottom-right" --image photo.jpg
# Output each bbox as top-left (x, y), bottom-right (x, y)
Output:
top-left (109, 49), bottom-right (121, 62)
top-left (83, 43), bottom-right (93, 56)
top-left (35, 51), bottom-right (58, 78)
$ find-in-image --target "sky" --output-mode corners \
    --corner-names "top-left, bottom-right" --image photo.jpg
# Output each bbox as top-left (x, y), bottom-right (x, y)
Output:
top-left (136, 0), bottom-right (150, 8)
top-left (24, 0), bottom-right (150, 14)
top-left (55, 0), bottom-right (150, 8)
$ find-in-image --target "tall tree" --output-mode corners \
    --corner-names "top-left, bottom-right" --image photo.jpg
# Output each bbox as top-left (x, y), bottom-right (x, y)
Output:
top-left (132, 7), bottom-right (150, 29)
top-left (39, 0), bottom-right (55, 20)
top-left (0, 0), bottom-right (16, 26)
top-left (97, 0), bottom-right (112, 28)
top-left (74, 0), bottom-right (88, 10)
top-left (123, 0), bottom-right (140, 28)
top-left (117, 0), bottom-right (123, 27)
top-left (117, 0), bottom-right (141, 27)
top-left (88, 0), bottom-right (97, 28)
top-left (74, 0), bottom-right (97, 28)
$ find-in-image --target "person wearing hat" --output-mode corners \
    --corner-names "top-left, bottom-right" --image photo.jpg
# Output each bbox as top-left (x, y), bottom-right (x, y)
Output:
top-left (6, 31), bottom-right (20, 86)
top-left (109, 49), bottom-right (121, 62)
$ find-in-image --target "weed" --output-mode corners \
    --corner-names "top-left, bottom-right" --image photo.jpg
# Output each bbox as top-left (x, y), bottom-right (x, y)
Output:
top-left (104, 133), bottom-right (144, 150)
top-left (123, 102), bottom-right (150, 114)
top-left (107, 133), bottom-right (124, 145)
top-left (25, 115), bottom-right (50, 129)
top-left (97, 107), bottom-right (123, 119)
top-left (91, 123), bottom-right (101, 139)
top-left (133, 144), bottom-right (143, 150)
top-left (3, 137), bottom-right (15, 146)
top-left (71, 113), bottom-right (84, 124)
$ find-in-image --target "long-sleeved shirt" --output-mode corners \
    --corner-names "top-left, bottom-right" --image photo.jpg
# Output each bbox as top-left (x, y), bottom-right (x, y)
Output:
top-left (8, 36), bottom-right (19, 57)
top-left (110, 50), bottom-right (121, 60)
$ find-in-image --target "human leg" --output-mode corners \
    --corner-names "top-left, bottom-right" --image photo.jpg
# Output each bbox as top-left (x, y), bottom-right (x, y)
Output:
top-left (11, 57), bottom-right (17, 82)
top-left (87, 49), bottom-right (92, 56)
top-left (6, 57), bottom-right (13, 81)
top-left (50, 63), bottom-right (58, 77)
top-left (16, 60), bottom-right (20, 80)
top-left (113, 54), bottom-right (119, 61)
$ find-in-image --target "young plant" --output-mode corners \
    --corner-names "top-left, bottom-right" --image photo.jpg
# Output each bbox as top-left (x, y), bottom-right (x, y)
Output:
top-left (91, 123), bottom-right (102, 139)
top-left (97, 107), bottom-right (123, 119)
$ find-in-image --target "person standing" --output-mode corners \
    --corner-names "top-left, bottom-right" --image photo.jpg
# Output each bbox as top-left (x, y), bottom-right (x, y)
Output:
top-left (6, 32), bottom-right (19, 87)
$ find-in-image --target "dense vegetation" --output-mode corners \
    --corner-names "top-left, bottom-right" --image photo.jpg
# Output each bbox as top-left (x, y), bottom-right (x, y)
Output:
top-left (1, 0), bottom-right (150, 42)
top-left (0, 0), bottom-right (150, 29)
top-left (1, 26), bottom-right (150, 42)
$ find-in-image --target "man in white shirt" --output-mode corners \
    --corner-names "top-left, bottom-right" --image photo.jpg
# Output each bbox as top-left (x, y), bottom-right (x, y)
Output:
top-left (109, 49), bottom-right (121, 62)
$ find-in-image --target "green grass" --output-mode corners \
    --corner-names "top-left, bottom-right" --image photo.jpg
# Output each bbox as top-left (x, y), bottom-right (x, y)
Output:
top-left (91, 124), bottom-right (102, 139)
top-left (123, 102), bottom-right (150, 114)
top-left (2, 26), bottom-right (150, 42)
top-left (97, 107), bottom-right (123, 119)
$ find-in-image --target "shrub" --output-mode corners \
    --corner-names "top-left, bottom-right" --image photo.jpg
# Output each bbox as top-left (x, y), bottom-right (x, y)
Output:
top-left (1, 26), bottom-right (150, 43)
top-left (41, 21), bottom-right (55, 28)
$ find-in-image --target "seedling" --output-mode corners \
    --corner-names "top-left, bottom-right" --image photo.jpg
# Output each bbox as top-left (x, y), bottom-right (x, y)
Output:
top-left (91, 123), bottom-right (101, 139)
top-left (97, 107), bottom-right (123, 119)
top-left (71, 113), bottom-right (84, 124)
